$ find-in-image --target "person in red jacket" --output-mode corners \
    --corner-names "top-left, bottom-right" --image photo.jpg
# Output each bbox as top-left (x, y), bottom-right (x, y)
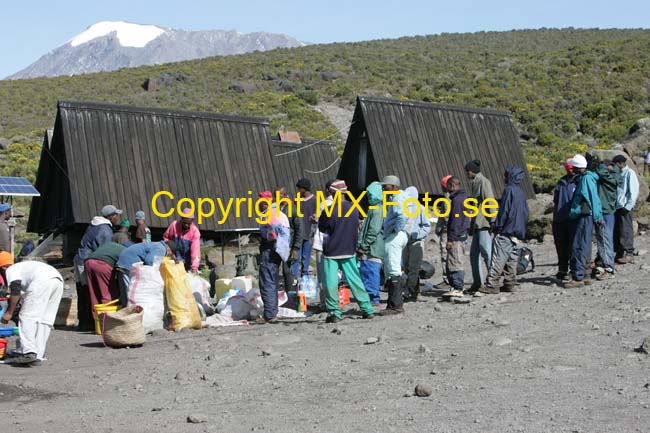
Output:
top-left (163, 208), bottom-right (201, 273)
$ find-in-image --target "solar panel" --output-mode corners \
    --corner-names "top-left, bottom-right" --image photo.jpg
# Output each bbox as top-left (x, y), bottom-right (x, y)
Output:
top-left (0, 176), bottom-right (40, 196)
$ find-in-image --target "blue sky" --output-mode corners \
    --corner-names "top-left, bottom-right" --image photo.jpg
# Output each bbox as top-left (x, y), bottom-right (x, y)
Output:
top-left (2, 0), bottom-right (648, 78)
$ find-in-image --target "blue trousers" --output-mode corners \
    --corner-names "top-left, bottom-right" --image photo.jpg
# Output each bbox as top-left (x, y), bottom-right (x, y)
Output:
top-left (470, 229), bottom-right (492, 287)
top-left (291, 239), bottom-right (312, 278)
top-left (259, 248), bottom-right (281, 320)
top-left (570, 216), bottom-right (593, 281)
top-left (359, 259), bottom-right (381, 304)
top-left (596, 213), bottom-right (615, 270)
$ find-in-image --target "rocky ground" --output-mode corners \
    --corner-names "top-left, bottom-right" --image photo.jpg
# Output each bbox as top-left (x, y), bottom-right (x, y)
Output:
top-left (2, 233), bottom-right (650, 433)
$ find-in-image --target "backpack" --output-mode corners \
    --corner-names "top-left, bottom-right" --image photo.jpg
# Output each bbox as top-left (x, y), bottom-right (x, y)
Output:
top-left (516, 247), bottom-right (535, 275)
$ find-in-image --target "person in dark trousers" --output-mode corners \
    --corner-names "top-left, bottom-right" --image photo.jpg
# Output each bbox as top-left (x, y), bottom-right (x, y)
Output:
top-left (465, 160), bottom-right (496, 292)
top-left (565, 154), bottom-right (602, 288)
top-left (357, 181), bottom-right (385, 306)
top-left (318, 180), bottom-right (375, 323)
top-left (257, 191), bottom-right (291, 324)
top-left (435, 175), bottom-right (452, 288)
top-left (277, 187), bottom-right (303, 291)
top-left (443, 177), bottom-right (471, 297)
top-left (292, 178), bottom-right (316, 278)
top-left (482, 167), bottom-right (530, 294)
top-left (593, 158), bottom-right (621, 280)
top-left (552, 159), bottom-right (577, 282)
top-left (402, 186), bottom-right (431, 302)
top-left (613, 154), bottom-right (640, 264)
top-left (73, 204), bottom-right (122, 331)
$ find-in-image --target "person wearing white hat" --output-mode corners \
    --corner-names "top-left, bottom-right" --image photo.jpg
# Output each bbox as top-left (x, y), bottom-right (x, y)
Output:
top-left (565, 154), bottom-right (603, 288)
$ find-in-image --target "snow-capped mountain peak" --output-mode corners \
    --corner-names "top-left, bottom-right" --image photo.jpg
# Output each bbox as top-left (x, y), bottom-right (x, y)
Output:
top-left (69, 21), bottom-right (167, 48)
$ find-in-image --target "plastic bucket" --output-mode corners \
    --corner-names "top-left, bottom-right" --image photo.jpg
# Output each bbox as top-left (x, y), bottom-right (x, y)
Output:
top-left (94, 300), bottom-right (120, 335)
top-left (338, 287), bottom-right (351, 308)
top-left (0, 338), bottom-right (6, 360)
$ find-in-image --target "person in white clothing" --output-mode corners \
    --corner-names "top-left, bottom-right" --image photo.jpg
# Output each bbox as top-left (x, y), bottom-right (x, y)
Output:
top-left (0, 253), bottom-right (64, 365)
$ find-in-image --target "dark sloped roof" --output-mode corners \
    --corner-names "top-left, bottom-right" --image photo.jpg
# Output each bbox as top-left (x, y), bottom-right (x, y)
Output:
top-left (339, 96), bottom-right (535, 198)
top-left (270, 138), bottom-right (340, 194)
top-left (29, 101), bottom-right (279, 233)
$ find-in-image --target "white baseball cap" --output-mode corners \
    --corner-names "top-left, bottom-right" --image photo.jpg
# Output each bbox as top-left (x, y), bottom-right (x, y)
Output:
top-left (570, 154), bottom-right (587, 169)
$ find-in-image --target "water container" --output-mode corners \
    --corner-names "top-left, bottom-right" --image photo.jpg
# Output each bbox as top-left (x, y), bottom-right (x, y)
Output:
top-left (300, 276), bottom-right (318, 303)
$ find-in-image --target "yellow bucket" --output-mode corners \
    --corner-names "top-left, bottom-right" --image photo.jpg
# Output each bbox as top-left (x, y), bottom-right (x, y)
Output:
top-left (94, 300), bottom-right (120, 335)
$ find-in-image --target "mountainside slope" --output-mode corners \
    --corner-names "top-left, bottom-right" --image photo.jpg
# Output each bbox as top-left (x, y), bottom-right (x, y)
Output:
top-left (1, 28), bottom-right (650, 190)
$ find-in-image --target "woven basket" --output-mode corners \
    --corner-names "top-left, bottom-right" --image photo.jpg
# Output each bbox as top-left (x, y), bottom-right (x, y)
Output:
top-left (101, 305), bottom-right (146, 348)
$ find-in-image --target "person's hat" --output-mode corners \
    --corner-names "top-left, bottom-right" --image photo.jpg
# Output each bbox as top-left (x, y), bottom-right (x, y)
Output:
top-left (464, 160), bottom-right (481, 173)
top-left (295, 178), bottom-right (312, 191)
top-left (120, 218), bottom-right (131, 228)
top-left (0, 251), bottom-right (14, 267)
top-left (380, 175), bottom-right (401, 188)
top-left (180, 207), bottom-right (195, 219)
top-left (258, 191), bottom-right (273, 200)
top-left (0, 203), bottom-right (11, 213)
top-left (135, 211), bottom-right (145, 220)
top-left (570, 154), bottom-right (588, 169)
top-left (101, 205), bottom-right (123, 217)
top-left (330, 180), bottom-right (347, 192)
top-left (440, 175), bottom-right (452, 189)
top-left (612, 154), bottom-right (627, 164)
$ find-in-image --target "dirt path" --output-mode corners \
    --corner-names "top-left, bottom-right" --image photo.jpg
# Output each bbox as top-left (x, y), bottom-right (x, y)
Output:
top-left (2, 235), bottom-right (650, 433)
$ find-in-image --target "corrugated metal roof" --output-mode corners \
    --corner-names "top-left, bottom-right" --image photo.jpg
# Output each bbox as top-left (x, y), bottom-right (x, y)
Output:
top-left (29, 101), bottom-right (279, 233)
top-left (270, 138), bottom-right (340, 195)
top-left (338, 96), bottom-right (535, 199)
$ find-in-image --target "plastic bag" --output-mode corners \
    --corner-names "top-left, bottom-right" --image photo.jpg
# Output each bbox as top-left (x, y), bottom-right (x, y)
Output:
top-left (160, 258), bottom-right (202, 331)
top-left (299, 276), bottom-right (318, 303)
top-left (127, 261), bottom-right (165, 333)
top-left (188, 273), bottom-right (214, 317)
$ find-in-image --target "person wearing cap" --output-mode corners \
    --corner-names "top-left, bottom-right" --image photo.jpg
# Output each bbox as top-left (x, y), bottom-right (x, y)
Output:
top-left (134, 211), bottom-right (151, 243)
top-left (443, 177), bottom-right (471, 297)
top-left (115, 240), bottom-right (177, 306)
top-left (0, 252), bottom-right (63, 365)
top-left (163, 208), bottom-right (201, 273)
top-left (592, 156), bottom-right (621, 280)
top-left (257, 191), bottom-right (291, 324)
top-left (311, 180), bottom-right (335, 309)
top-left (292, 178), bottom-right (317, 279)
top-left (356, 181), bottom-right (385, 306)
top-left (276, 187), bottom-right (303, 292)
top-left (0, 202), bottom-right (12, 253)
top-left (73, 204), bottom-right (122, 331)
top-left (566, 154), bottom-right (602, 288)
top-left (380, 174), bottom-right (409, 315)
top-left (552, 158), bottom-right (577, 282)
top-left (464, 159), bottom-right (496, 292)
top-left (481, 167), bottom-right (530, 294)
top-left (402, 186), bottom-right (431, 302)
top-left (112, 218), bottom-right (133, 246)
top-left (434, 175), bottom-right (452, 287)
top-left (84, 242), bottom-right (126, 315)
top-left (318, 180), bottom-right (375, 323)
top-left (613, 154), bottom-right (640, 264)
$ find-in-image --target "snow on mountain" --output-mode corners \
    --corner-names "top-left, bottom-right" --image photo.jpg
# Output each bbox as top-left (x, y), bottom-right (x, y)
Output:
top-left (69, 21), bottom-right (167, 48)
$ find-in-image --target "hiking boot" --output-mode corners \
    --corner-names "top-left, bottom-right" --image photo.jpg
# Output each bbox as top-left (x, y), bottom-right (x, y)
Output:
top-left (501, 284), bottom-right (517, 293)
top-left (378, 307), bottom-right (404, 316)
top-left (362, 312), bottom-right (375, 320)
top-left (325, 315), bottom-right (342, 323)
top-left (616, 256), bottom-right (633, 265)
top-left (555, 272), bottom-right (569, 282)
top-left (583, 277), bottom-right (593, 286)
top-left (442, 289), bottom-right (464, 298)
top-left (10, 352), bottom-right (37, 365)
top-left (564, 279), bottom-right (584, 289)
top-left (254, 317), bottom-right (278, 325)
top-left (479, 285), bottom-right (499, 295)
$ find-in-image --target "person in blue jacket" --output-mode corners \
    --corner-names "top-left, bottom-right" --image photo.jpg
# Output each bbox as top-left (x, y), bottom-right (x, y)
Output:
top-left (566, 154), bottom-right (603, 288)
top-left (482, 166), bottom-right (530, 294)
top-left (552, 159), bottom-right (577, 282)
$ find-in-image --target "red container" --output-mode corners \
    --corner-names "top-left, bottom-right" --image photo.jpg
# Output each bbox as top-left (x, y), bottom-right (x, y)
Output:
top-left (0, 338), bottom-right (7, 360)
top-left (338, 287), bottom-right (351, 308)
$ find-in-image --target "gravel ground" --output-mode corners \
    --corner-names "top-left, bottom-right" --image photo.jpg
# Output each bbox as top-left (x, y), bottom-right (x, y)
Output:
top-left (2, 233), bottom-right (650, 433)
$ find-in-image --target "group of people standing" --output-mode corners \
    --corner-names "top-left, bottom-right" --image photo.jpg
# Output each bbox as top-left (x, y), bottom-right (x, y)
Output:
top-left (553, 153), bottom-right (640, 287)
top-left (255, 161), bottom-right (532, 324)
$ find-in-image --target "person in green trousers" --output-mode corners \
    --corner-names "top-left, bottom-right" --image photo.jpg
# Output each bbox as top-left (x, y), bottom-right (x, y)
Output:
top-left (317, 180), bottom-right (375, 323)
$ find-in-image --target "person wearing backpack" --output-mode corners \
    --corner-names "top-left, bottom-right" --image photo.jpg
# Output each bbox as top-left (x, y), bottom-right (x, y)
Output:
top-left (481, 166), bottom-right (529, 294)
top-left (593, 158), bottom-right (621, 280)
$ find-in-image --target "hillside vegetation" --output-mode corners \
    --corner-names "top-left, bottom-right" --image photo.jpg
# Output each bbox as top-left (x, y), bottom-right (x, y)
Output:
top-left (1, 28), bottom-right (650, 191)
